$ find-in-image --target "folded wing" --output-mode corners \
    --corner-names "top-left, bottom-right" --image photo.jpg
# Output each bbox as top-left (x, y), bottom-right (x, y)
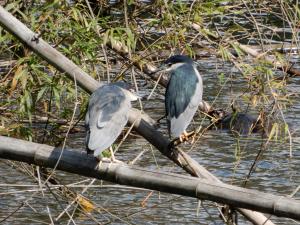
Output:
top-left (85, 85), bottom-right (131, 156)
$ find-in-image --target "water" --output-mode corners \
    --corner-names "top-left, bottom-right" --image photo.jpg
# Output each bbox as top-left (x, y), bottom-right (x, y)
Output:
top-left (0, 54), bottom-right (299, 224)
top-left (1, 5), bottom-right (300, 224)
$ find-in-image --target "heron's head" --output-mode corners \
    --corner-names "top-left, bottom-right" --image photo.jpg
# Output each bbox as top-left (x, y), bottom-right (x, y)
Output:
top-left (113, 81), bottom-right (139, 101)
top-left (152, 55), bottom-right (194, 74)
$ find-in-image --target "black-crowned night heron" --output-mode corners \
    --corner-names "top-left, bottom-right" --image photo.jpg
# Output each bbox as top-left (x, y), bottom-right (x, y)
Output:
top-left (85, 81), bottom-right (138, 161)
top-left (153, 55), bottom-right (203, 142)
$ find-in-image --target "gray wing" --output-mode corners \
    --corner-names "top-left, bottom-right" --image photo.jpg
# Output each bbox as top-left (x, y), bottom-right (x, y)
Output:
top-left (85, 85), bottom-right (131, 156)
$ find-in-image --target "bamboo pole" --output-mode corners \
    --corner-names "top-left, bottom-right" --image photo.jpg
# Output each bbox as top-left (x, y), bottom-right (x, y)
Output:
top-left (0, 136), bottom-right (299, 220)
top-left (0, 6), bottom-right (274, 224)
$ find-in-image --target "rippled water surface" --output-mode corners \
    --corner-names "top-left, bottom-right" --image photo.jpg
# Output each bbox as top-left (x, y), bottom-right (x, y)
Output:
top-left (1, 54), bottom-right (299, 224)
top-left (1, 8), bottom-right (300, 223)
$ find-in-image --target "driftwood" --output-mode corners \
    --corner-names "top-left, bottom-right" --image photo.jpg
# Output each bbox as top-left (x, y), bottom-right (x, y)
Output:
top-left (0, 136), bottom-right (300, 220)
top-left (0, 6), bottom-right (275, 225)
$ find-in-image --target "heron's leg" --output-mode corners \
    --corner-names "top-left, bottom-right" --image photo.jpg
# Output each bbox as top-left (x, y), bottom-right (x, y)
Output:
top-left (182, 131), bottom-right (189, 141)
top-left (169, 131), bottom-right (189, 148)
top-left (169, 130), bottom-right (197, 148)
top-left (95, 153), bottom-right (122, 164)
top-left (190, 133), bottom-right (196, 144)
top-left (178, 131), bottom-right (189, 142)
top-left (180, 131), bottom-right (191, 141)
top-left (109, 146), bottom-right (116, 162)
top-left (95, 154), bottom-right (110, 163)
top-left (185, 130), bottom-right (195, 143)
top-left (179, 134), bottom-right (184, 143)
top-left (107, 147), bottom-right (122, 163)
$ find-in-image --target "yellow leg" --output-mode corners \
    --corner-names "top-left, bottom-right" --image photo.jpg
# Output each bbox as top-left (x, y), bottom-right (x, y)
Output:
top-left (95, 148), bottom-right (122, 164)
top-left (179, 130), bottom-right (195, 143)
top-left (170, 130), bottom-right (196, 148)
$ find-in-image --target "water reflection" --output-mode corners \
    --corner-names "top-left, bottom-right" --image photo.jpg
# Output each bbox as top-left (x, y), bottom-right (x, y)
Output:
top-left (1, 48), bottom-right (300, 225)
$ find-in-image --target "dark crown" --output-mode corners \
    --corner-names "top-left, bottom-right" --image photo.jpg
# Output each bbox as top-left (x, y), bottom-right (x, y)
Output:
top-left (164, 55), bottom-right (194, 65)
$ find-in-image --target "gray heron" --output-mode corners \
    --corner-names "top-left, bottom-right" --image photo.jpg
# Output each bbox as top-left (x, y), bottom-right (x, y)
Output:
top-left (85, 81), bottom-right (138, 161)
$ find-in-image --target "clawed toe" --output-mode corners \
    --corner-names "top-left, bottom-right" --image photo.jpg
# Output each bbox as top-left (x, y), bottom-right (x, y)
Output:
top-left (171, 131), bottom-right (196, 147)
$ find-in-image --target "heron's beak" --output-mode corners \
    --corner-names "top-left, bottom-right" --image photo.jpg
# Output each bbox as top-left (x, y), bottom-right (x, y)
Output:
top-left (150, 64), bottom-right (167, 74)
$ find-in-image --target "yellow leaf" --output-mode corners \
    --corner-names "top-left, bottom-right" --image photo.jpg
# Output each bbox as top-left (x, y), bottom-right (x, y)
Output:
top-left (10, 65), bottom-right (23, 95)
top-left (76, 195), bottom-right (95, 213)
top-left (251, 95), bottom-right (257, 107)
top-left (268, 123), bottom-right (278, 141)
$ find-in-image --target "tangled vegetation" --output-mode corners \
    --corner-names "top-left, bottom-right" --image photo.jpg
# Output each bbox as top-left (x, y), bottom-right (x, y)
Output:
top-left (1, 1), bottom-right (298, 142)
top-left (0, 0), bottom-right (299, 224)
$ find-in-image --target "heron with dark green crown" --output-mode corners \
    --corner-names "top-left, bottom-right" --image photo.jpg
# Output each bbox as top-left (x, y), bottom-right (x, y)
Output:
top-left (153, 55), bottom-right (203, 142)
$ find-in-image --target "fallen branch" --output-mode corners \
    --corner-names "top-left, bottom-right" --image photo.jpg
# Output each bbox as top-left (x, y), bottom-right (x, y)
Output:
top-left (0, 136), bottom-right (299, 220)
top-left (0, 6), bottom-right (274, 225)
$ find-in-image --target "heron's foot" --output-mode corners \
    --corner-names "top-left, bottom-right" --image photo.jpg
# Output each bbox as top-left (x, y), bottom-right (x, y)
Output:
top-left (179, 131), bottom-right (187, 142)
top-left (170, 131), bottom-right (196, 147)
top-left (180, 131), bottom-right (195, 143)
top-left (95, 157), bottom-right (123, 170)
